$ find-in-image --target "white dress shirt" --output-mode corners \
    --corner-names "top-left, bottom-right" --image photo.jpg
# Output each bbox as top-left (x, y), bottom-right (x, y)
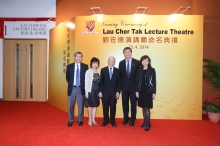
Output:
top-left (126, 58), bottom-right (132, 73)
top-left (74, 63), bottom-right (81, 86)
top-left (108, 66), bottom-right (114, 73)
top-left (108, 66), bottom-right (114, 80)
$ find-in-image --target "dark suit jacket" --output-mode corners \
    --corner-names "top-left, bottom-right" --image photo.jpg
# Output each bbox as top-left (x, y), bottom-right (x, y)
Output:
top-left (66, 62), bottom-right (88, 96)
top-left (135, 67), bottom-right (156, 94)
top-left (119, 58), bottom-right (140, 90)
top-left (98, 66), bottom-right (121, 97)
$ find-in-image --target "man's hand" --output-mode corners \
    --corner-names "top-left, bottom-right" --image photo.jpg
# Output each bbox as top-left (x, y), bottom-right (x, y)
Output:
top-left (85, 94), bottom-right (89, 98)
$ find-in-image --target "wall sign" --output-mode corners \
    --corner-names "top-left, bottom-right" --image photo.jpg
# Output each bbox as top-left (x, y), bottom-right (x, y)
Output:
top-left (4, 21), bottom-right (55, 38)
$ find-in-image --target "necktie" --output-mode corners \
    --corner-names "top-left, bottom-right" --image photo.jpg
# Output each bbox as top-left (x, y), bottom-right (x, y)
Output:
top-left (76, 65), bottom-right (80, 87)
top-left (126, 60), bottom-right (130, 77)
top-left (109, 68), bottom-right (112, 80)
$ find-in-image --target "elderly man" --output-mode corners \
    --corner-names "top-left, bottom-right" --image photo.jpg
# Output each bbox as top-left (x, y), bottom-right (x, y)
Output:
top-left (98, 56), bottom-right (121, 127)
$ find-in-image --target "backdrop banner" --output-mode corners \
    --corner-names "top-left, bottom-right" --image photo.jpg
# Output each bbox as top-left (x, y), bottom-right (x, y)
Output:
top-left (49, 15), bottom-right (203, 120)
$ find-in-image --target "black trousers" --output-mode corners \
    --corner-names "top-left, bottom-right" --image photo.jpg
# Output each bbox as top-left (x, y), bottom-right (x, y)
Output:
top-left (122, 88), bottom-right (137, 121)
top-left (102, 95), bottom-right (117, 123)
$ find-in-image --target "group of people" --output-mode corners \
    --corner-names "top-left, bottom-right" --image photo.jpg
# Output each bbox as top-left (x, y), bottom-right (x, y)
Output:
top-left (66, 47), bottom-right (156, 131)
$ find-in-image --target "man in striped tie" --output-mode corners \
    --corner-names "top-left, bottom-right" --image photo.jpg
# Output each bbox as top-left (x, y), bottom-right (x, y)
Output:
top-left (119, 47), bottom-right (140, 126)
top-left (66, 52), bottom-right (88, 127)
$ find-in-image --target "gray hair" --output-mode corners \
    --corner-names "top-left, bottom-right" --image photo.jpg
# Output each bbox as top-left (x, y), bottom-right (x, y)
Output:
top-left (74, 51), bottom-right (83, 57)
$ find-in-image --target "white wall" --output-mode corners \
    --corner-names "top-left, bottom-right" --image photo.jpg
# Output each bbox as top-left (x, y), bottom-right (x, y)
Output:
top-left (0, 0), bottom-right (56, 99)
top-left (0, 39), bottom-right (3, 99)
top-left (0, 0), bottom-right (56, 17)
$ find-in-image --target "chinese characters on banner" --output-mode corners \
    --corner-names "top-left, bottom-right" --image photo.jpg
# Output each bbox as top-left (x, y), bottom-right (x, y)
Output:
top-left (103, 36), bottom-right (178, 43)
top-left (63, 28), bottom-right (71, 74)
top-left (103, 36), bottom-right (178, 49)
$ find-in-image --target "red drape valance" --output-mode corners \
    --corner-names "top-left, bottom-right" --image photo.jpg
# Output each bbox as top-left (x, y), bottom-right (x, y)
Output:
top-left (0, 18), bottom-right (55, 21)
top-left (0, 21), bottom-right (4, 38)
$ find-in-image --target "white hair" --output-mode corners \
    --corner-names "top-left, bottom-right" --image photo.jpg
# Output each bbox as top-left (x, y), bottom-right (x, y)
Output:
top-left (108, 56), bottom-right (116, 62)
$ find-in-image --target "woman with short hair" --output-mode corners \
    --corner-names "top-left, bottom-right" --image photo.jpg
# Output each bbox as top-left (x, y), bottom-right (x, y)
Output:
top-left (85, 57), bottom-right (101, 126)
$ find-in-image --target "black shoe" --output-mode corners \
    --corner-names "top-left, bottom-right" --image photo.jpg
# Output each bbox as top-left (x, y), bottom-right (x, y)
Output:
top-left (111, 122), bottom-right (117, 127)
top-left (78, 121), bottom-right (83, 126)
top-left (122, 119), bottom-right (129, 125)
top-left (145, 124), bottom-right (151, 131)
top-left (129, 121), bottom-right (135, 126)
top-left (101, 122), bottom-right (109, 127)
top-left (68, 122), bottom-right (73, 127)
top-left (141, 122), bottom-right (145, 127)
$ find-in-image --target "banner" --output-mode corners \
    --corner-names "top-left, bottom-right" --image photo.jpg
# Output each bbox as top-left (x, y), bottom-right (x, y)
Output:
top-left (49, 15), bottom-right (203, 120)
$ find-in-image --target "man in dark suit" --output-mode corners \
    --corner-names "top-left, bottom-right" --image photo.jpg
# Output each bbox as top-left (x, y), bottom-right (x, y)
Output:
top-left (66, 51), bottom-right (88, 127)
top-left (119, 47), bottom-right (140, 126)
top-left (98, 56), bottom-right (121, 127)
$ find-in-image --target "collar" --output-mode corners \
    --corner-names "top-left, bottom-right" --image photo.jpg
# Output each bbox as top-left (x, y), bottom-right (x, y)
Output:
top-left (125, 58), bottom-right (132, 62)
top-left (75, 63), bottom-right (81, 66)
top-left (108, 66), bottom-right (114, 70)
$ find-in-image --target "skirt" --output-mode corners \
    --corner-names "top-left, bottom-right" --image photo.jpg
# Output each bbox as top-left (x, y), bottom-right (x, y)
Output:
top-left (85, 81), bottom-right (100, 107)
top-left (138, 85), bottom-right (153, 108)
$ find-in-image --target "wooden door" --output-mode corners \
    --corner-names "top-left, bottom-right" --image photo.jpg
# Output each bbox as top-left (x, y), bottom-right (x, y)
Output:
top-left (3, 39), bottom-right (47, 101)
top-left (25, 40), bottom-right (47, 101)
top-left (3, 40), bottom-right (24, 101)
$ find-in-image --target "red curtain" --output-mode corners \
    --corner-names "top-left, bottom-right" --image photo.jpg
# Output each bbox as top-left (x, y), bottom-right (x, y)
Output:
top-left (0, 21), bottom-right (4, 38)
top-left (0, 18), bottom-right (55, 21)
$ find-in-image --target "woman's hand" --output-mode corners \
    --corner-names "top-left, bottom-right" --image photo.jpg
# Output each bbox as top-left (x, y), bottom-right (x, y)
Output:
top-left (98, 92), bottom-right (102, 98)
top-left (136, 92), bottom-right (139, 98)
top-left (116, 92), bottom-right (120, 99)
top-left (152, 94), bottom-right (156, 99)
top-left (85, 94), bottom-right (89, 98)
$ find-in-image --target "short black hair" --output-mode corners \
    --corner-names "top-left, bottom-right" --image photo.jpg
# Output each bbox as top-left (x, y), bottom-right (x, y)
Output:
top-left (140, 55), bottom-right (152, 68)
top-left (90, 57), bottom-right (100, 68)
top-left (123, 47), bottom-right (132, 53)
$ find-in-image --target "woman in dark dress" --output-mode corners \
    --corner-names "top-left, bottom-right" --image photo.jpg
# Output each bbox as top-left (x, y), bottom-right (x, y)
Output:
top-left (85, 57), bottom-right (100, 126)
top-left (135, 55), bottom-right (156, 131)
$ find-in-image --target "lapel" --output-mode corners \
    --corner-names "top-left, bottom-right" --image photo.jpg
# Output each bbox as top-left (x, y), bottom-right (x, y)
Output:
top-left (122, 59), bottom-right (126, 71)
top-left (145, 67), bottom-right (151, 75)
top-left (111, 67), bottom-right (116, 81)
top-left (105, 67), bottom-right (111, 82)
top-left (129, 58), bottom-right (135, 77)
top-left (122, 59), bottom-right (127, 76)
top-left (72, 63), bottom-right (75, 77)
top-left (80, 63), bottom-right (83, 79)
